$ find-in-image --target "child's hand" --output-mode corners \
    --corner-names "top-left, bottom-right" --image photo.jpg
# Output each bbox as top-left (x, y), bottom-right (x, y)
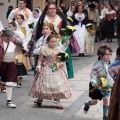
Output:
top-left (114, 32), bottom-right (117, 36)
top-left (36, 65), bottom-right (42, 74)
top-left (59, 62), bottom-right (63, 67)
top-left (65, 40), bottom-right (70, 45)
top-left (93, 84), bottom-right (101, 89)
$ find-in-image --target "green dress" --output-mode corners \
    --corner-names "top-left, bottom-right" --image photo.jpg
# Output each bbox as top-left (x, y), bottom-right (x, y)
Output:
top-left (66, 46), bottom-right (74, 79)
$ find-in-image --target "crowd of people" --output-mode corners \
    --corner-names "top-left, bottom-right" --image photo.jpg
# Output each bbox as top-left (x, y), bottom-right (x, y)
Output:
top-left (0, 0), bottom-right (120, 120)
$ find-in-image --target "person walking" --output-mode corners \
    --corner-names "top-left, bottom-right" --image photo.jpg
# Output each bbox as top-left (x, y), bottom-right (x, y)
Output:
top-left (0, 28), bottom-right (26, 108)
top-left (29, 34), bottom-right (72, 109)
top-left (83, 44), bottom-right (114, 120)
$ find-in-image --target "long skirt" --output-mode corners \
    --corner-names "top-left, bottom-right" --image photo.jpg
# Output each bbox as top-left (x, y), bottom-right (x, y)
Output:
top-left (73, 24), bottom-right (86, 53)
top-left (85, 31), bottom-right (95, 53)
top-left (103, 19), bottom-right (115, 38)
top-left (28, 65), bottom-right (72, 100)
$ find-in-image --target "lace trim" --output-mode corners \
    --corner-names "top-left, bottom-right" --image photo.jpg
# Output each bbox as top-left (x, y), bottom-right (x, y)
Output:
top-left (41, 46), bottom-right (62, 57)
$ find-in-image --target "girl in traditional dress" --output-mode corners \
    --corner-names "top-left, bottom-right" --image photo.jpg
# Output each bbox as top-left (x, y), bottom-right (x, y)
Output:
top-left (29, 8), bottom-right (42, 29)
top-left (73, 5), bottom-right (87, 56)
top-left (29, 34), bottom-right (72, 109)
top-left (83, 44), bottom-right (114, 120)
top-left (16, 14), bottom-right (32, 87)
top-left (33, 22), bottom-right (70, 103)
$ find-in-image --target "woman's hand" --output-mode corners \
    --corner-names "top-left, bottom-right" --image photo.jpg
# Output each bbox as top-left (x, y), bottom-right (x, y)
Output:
top-left (36, 65), bottom-right (42, 74)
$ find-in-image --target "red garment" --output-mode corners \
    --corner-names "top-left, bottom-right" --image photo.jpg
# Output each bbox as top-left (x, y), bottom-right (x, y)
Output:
top-left (0, 38), bottom-right (4, 66)
top-left (1, 61), bottom-right (17, 85)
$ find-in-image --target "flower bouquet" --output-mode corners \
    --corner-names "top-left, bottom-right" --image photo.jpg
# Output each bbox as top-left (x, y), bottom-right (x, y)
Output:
top-left (86, 23), bottom-right (96, 36)
top-left (89, 77), bottom-right (111, 100)
top-left (51, 52), bottom-right (69, 72)
top-left (60, 26), bottom-right (75, 44)
top-left (67, 16), bottom-right (73, 25)
top-left (28, 22), bottom-right (34, 29)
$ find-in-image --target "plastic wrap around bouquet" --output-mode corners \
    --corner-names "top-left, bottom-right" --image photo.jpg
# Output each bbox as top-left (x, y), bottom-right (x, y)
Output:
top-left (60, 26), bottom-right (76, 44)
top-left (51, 52), bottom-right (69, 72)
top-left (86, 23), bottom-right (96, 36)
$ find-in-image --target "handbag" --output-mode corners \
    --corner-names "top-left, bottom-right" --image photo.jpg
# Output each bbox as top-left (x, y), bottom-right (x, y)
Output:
top-left (70, 34), bottom-right (80, 54)
top-left (89, 82), bottom-right (106, 100)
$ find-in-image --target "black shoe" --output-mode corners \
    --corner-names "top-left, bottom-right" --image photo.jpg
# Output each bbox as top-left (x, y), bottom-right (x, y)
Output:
top-left (110, 39), bottom-right (112, 42)
top-left (103, 115), bottom-right (107, 120)
top-left (107, 39), bottom-right (109, 42)
top-left (79, 53), bottom-right (81, 57)
top-left (36, 99), bottom-right (43, 107)
top-left (82, 53), bottom-right (84, 56)
top-left (95, 41), bottom-right (98, 43)
top-left (84, 103), bottom-right (90, 113)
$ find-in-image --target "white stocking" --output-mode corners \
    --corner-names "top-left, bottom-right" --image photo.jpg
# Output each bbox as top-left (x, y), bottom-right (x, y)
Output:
top-left (6, 87), bottom-right (13, 100)
top-left (56, 99), bottom-right (60, 106)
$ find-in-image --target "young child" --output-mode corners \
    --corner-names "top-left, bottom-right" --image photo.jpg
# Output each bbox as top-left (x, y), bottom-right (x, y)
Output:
top-left (108, 46), bottom-right (120, 80)
top-left (33, 22), bottom-right (70, 103)
top-left (29, 34), bottom-right (72, 109)
top-left (83, 44), bottom-right (114, 120)
top-left (0, 28), bottom-right (25, 108)
top-left (16, 14), bottom-right (32, 87)
top-left (8, 21), bottom-right (27, 88)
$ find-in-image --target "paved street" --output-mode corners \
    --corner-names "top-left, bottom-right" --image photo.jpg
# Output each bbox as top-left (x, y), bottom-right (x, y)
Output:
top-left (0, 39), bottom-right (118, 120)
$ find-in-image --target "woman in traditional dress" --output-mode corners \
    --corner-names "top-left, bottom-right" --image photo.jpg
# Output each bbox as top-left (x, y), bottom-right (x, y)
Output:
top-left (104, 4), bottom-right (116, 42)
top-left (66, 5), bottom-right (76, 17)
top-left (73, 5), bottom-right (87, 56)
